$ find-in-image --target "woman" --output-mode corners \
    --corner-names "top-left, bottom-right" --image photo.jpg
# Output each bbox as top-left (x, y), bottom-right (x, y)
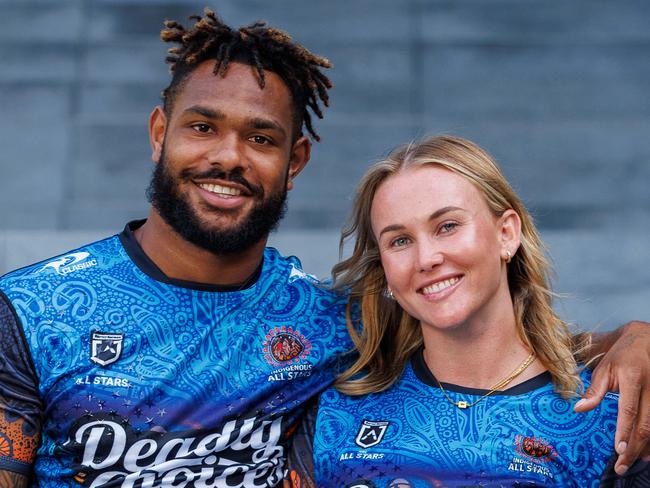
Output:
top-left (287, 136), bottom-right (648, 487)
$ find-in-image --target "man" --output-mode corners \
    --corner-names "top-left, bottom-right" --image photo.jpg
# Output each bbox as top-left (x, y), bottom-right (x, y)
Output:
top-left (0, 8), bottom-right (648, 487)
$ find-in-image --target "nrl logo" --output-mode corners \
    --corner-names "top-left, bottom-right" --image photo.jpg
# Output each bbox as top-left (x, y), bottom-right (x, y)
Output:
top-left (354, 420), bottom-right (389, 449)
top-left (90, 331), bottom-right (124, 367)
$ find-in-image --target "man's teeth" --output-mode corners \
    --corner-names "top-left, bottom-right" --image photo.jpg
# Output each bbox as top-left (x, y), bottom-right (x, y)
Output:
top-left (199, 183), bottom-right (242, 196)
top-left (422, 277), bottom-right (459, 294)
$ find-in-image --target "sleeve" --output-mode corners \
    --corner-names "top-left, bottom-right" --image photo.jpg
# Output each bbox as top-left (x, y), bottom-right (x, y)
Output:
top-left (0, 290), bottom-right (43, 476)
top-left (286, 399), bottom-right (318, 488)
top-left (599, 457), bottom-right (650, 487)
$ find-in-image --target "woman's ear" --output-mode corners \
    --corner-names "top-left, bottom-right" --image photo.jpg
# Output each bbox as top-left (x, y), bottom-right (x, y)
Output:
top-left (499, 209), bottom-right (522, 262)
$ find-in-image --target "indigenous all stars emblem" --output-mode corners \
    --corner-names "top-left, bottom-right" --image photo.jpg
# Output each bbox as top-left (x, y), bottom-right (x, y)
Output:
top-left (355, 420), bottom-right (390, 449)
top-left (514, 434), bottom-right (557, 463)
top-left (263, 326), bottom-right (311, 365)
top-left (90, 331), bottom-right (124, 367)
top-left (508, 435), bottom-right (557, 480)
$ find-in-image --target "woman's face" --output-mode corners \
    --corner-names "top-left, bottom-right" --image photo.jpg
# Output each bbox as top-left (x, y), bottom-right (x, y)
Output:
top-left (370, 165), bottom-right (520, 332)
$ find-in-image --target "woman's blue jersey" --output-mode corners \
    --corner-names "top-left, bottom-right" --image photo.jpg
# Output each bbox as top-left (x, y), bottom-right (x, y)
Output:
top-left (289, 348), bottom-right (650, 487)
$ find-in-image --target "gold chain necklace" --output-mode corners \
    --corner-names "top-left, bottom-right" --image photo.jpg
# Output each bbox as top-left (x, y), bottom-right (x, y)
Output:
top-left (434, 353), bottom-right (536, 409)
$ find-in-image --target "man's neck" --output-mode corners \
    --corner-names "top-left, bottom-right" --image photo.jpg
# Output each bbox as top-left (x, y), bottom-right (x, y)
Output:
top-left (134, 210), bottom-right (265, 286)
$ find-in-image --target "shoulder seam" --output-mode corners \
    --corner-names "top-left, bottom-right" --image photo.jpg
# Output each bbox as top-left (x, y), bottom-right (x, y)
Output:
top-left (0, 233), bottom-right (118, 279)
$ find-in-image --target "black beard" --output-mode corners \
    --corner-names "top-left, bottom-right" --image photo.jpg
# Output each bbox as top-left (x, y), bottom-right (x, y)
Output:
top-left (147, 150), bottom-right (287, 256)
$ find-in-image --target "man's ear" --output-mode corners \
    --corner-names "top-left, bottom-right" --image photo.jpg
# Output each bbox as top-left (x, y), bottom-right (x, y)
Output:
top-left (499, 209), bottom-right (522, 259)
top-left (148, 106), bottom-right (167, 164)
top-left (286, 136), bottom-right (311, 191)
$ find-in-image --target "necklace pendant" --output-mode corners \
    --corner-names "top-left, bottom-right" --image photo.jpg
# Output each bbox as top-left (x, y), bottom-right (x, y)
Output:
top-left (456, 401), bottom-right (469, 409)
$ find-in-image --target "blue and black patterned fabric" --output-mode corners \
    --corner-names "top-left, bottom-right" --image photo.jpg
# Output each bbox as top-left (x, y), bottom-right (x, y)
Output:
top-left (0, 221), bottom-right (353, 487)
top-left (289, 348), bottom-right (650, 487)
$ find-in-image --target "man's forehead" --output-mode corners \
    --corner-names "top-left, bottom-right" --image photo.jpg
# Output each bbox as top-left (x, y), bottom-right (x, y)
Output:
top-left (177, 62), bottom-right (290, 104)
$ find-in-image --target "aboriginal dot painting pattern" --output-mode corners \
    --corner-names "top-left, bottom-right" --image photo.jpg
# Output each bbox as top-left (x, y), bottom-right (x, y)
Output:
top-left (313, 367), bottom-right (620, 488)
top-left (0, 412), bottom-right (38, 464)
top-left (0, 234), bottom-right (353, 486)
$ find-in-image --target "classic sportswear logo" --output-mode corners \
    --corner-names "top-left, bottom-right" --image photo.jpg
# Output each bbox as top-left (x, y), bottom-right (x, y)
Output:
top-left (40, 252), bottom-right (98, 275)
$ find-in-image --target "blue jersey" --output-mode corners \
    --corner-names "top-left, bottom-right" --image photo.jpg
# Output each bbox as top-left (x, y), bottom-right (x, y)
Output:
top-left (0, 221), bottom-right (353, 487)
top-left (289, 348), bottom-right (650, 487)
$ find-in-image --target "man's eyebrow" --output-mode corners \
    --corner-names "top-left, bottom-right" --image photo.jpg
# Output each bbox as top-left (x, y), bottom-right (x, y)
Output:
top-left (378, 206), bottom-right (464, 238)
top-left (180, 107), bottom-right (287, 137)
top-left (183, 106), bottom-right (225, 119)
top-left (248, 117), bottom-right (286, 138)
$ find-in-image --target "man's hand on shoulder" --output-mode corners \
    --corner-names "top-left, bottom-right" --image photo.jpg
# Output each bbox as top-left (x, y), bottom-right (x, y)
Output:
top-left (0, 470), bottom-right (30, 487)
top-left (574, 320), bottom-right (650, 475)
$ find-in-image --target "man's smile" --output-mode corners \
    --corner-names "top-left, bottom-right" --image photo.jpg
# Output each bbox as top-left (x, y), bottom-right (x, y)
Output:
top-left (197, 182), bottom-right (244, 198)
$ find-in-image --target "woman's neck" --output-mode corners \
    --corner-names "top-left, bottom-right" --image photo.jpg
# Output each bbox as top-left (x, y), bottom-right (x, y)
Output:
top-left (420, 311), bottom-right (544, 390)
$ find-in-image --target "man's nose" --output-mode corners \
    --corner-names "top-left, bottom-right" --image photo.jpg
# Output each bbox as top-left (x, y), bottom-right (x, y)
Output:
top-left (207, 133), bottom-right (244, 171)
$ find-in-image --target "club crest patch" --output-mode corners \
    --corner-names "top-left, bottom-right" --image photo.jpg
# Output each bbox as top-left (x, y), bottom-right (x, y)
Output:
top-left (90, 331), bottom-right (124, 367)
top-left (355, 420), bottom-right (389, 449)
top-left (263, 326), bottom-right (311, 365)
top-left (514, 435), bottom-right (557, 462)
top-left (263, 326), bottom-right (313, 383)
top-left (507, 434), bottom-right (557, 480)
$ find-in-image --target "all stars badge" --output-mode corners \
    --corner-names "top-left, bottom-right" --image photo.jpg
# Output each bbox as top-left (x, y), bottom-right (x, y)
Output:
top-left (355, 420), bottom-right (390, 449)
top-left (90, 331), bottom-right (124, 367)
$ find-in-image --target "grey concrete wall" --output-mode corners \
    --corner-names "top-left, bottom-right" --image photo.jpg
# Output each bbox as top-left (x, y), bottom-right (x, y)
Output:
top-left (1, 0), bottom-right (649, 329)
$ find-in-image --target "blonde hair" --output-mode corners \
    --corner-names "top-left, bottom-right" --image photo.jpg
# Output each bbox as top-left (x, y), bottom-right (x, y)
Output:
top-left (334, 135), bottom-right (587, 398)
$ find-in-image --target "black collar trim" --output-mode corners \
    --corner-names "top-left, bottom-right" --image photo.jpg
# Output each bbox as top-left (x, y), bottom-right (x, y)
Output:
top-left (411, 346), bottom-right (552, 396)
top-left (118, 220), bottom-right (262, 292)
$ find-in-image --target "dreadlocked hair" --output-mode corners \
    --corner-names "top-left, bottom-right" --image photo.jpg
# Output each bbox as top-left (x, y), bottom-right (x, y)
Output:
top-left (160, 7), bottom-right (333, 141)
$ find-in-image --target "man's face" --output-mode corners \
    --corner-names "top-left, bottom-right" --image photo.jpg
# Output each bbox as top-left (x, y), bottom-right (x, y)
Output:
top-left (147, 61), bottom-right (310, 255)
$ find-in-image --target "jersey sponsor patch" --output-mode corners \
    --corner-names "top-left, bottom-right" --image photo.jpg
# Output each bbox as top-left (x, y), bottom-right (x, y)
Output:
top-left (90, 332), bottom-right (124, 367)
top-left (62, 412), bottom-right (285, 488)
top-left (354, 420), bottom-right (389, 449)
